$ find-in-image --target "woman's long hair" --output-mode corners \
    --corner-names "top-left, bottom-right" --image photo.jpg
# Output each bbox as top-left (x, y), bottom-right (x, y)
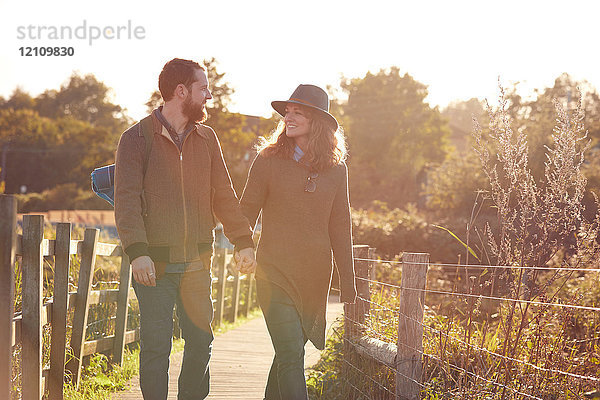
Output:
top-left (257, 106), bottom-right (347, 172)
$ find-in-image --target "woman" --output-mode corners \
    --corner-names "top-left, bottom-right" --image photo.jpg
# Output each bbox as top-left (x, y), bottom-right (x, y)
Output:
top-left (240, 84), bottom-right (356, 400)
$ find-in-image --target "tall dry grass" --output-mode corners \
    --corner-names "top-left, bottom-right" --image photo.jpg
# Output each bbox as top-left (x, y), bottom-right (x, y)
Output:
top-left (341, 87), bottom-right (600, 399)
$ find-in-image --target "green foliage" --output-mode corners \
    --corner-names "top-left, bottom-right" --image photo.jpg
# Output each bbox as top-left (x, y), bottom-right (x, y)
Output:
top-left (0, 73), bottom-right (126, 197)
top-left (1, 88), bottom-right (36, 110)
top-left (432, 224), bottom-right (480, 262)
top-left (15, 183), bottom-right (111, 212)
top-left (307, 265), bottom-right (599, 398)
top-left (64, 309), bottom-right (264, 399)
top-left (341, 67), bottom-right (451, 208)
top-left (34, 72), bottom-right (131, 132)
top-left (441, 98), bottom-right (486, 153)
top-left (63, 347), bottom-right (140, 400)
top-left (351, 202), bottom-right (463, 262)
top-left (144, 57), bottom-right (234, 114)
top-left (503, 74), bottom-right (600, 182)
top-left (9, 215), bottom-right (261, 399)
top-left (202, 58), bottom-right (273, 193)
top-left (209, 112), bottom-right (258, 192)
top-left (306, 83), bottom-right (600, 398)
top-left (423, 152), bottom-right (487, 216)
top-left (426, 74), bottom-right (600, 225)
top-left (0, 63), bottom-right (259, 207)
top-left (306, 324), bottom-right (347, 399)
top-left (473, 85), bottom-right (591, 267)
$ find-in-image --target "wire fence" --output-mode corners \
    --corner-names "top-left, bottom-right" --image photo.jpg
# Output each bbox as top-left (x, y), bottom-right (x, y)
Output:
top-left (354, 258), bottom-right (600, 273)
top-left (341, 250), bottom-right (600, 399)
top-left (357, 276), bottom-right (600, 313)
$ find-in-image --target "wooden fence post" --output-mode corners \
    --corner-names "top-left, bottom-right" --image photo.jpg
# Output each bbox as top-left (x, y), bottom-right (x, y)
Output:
top-left (113, 253), bottom-right (130, 366)
top-left (244, 273), bottom-right (254, 317)
top-left (66, 228), bottom-right (98, 388)
top-left (0, 195), bottom-right (17, 400)
top-left (345, 245), bottom-right (369, 338)
top-left (395, 252), bottom-right (429, 400)
top-left (22, 215), bottom-right (44, 400)
top-left (214, 248), bottom-right (227, 326)
top-left (231, 269), bottom-right (241, 323)
top-left (342, 245), bottom-right (370, 400)
top-left (49, 223), bottom-right (71, 400)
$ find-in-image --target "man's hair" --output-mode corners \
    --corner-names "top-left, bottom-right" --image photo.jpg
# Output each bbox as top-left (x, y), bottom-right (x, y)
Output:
top-left (158, 58), bottom-right (205, 101)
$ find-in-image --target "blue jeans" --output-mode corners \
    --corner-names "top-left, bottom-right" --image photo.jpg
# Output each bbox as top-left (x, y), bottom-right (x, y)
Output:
top-left (133, 268), bottom-right (214, 400)
top-left (257, 280), bottom-right (309, 400)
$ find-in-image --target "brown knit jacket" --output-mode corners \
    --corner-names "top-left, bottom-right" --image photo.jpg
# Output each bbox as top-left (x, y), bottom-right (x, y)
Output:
top-left (240, 153), bottom-right (356, 349)
top-left (114, 111), bottom-right (253, 264)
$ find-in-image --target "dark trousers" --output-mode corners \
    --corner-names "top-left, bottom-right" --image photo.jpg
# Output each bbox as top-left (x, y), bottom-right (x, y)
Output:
top-left (133, 269), bottom-right (214, 400)
top-left (257, 280), bottom-right (309, 400)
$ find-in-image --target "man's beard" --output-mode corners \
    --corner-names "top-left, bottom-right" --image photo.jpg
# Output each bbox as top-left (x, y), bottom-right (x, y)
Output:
top-left (183, 97), bottom-right (207, 123)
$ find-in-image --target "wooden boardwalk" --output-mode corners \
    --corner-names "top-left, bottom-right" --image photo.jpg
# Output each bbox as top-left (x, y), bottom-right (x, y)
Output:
top-left (113, 296), bottom-right (344, 399)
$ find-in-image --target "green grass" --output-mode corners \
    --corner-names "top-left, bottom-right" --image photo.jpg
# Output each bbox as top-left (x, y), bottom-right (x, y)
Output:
top-left (64, 308), bottom-right (263, 400)
top-left (63, 346), bottom-right (141, 400)
top-left (304, 274), bottom-right (600, 399)
top-left (12, 221), bottom-right (262, 399)
top-left (305, 322), bottom-right (348, 400)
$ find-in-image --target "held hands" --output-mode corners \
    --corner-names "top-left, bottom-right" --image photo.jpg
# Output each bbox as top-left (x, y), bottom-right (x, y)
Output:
top-left (131, 255), bottom-right (156, 286)
top-left (233, 247), bottom-right (257, 274)
top-left (132, 249), bottom-right (255, 285)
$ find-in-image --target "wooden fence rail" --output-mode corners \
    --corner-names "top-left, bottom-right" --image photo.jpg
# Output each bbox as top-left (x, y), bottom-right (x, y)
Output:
top-left (344, 249), bottom-right (429, 400)
top-left (1, 195), bottom-right (257, 400)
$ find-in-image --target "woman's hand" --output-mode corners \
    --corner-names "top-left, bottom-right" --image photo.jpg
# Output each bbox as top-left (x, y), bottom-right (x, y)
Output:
top-left (234, 247), bottom-right (257, 274)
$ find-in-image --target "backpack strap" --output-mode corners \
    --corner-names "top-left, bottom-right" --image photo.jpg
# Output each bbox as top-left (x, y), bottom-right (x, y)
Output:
top-left (138, 115), bottom-right (155, 175)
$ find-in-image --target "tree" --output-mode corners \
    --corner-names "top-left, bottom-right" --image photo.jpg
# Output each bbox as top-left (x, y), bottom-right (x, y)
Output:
top-left (424, 152), bottom-right (486, 215)
top-left (201, 58), bottom-right (257, 191)
top-left (442, 98), bottom-right (485, 153)
top-left (0, 88), bottom-right (36, 111)
top-left (472, 75), bottom-right (600, 221)
top-left (0, 73), bottom-right (130, 197)
top-left (145, 90), bottom-right (162, 113)
top-left (0, 108), bottom-right (115, 193)
top-left (426, 75), bottom-right (600, 222)
top-left (501, 74), bottom-right (600, 180)
top-left (145, 57), bottom-right (235, 115)
top-left (35, 72), bottom-right (130, 133)
top-left (340, 67), bottom-right (451, 208)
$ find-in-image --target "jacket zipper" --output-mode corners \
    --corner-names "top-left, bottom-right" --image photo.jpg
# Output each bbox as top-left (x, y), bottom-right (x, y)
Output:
top-left (180, 149), bottom-right (188, 262)
top-left (160, 127), bottom-right (192, 263)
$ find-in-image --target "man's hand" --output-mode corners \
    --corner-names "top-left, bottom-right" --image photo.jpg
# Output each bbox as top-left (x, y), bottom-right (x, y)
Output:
top-left (131, 256), bottom-right (156, 286)
top-left (234, 247), bottom-right (257, 274)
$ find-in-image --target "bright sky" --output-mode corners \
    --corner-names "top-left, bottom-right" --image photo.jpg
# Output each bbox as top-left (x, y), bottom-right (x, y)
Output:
top-left (1, 0), bottom-right (599, 121)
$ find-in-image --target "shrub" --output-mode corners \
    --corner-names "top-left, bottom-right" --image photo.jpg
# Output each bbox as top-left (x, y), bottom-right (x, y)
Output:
top-left (15, 183), bottom-right (111, 212)
top-left (352, 202), bottom-right (464, 262)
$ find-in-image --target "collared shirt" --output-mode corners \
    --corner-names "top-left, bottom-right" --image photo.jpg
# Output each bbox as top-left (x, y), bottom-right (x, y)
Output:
top-left (293, 145), bottom-right (304, 162)
top-left (154, 106), bottom-right (196, 151)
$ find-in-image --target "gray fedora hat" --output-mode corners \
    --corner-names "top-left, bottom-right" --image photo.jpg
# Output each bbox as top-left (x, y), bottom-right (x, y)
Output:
top-left (271, 84), bottom-right (338, 130)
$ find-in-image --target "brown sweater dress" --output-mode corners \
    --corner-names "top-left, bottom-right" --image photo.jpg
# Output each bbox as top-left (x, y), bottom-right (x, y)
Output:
top-left (240, 153), bottom-right (357, 349)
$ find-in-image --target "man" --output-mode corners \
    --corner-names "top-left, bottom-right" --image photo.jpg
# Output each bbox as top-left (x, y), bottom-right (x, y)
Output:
top-left (114, 58), bottom-right (256, 400)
